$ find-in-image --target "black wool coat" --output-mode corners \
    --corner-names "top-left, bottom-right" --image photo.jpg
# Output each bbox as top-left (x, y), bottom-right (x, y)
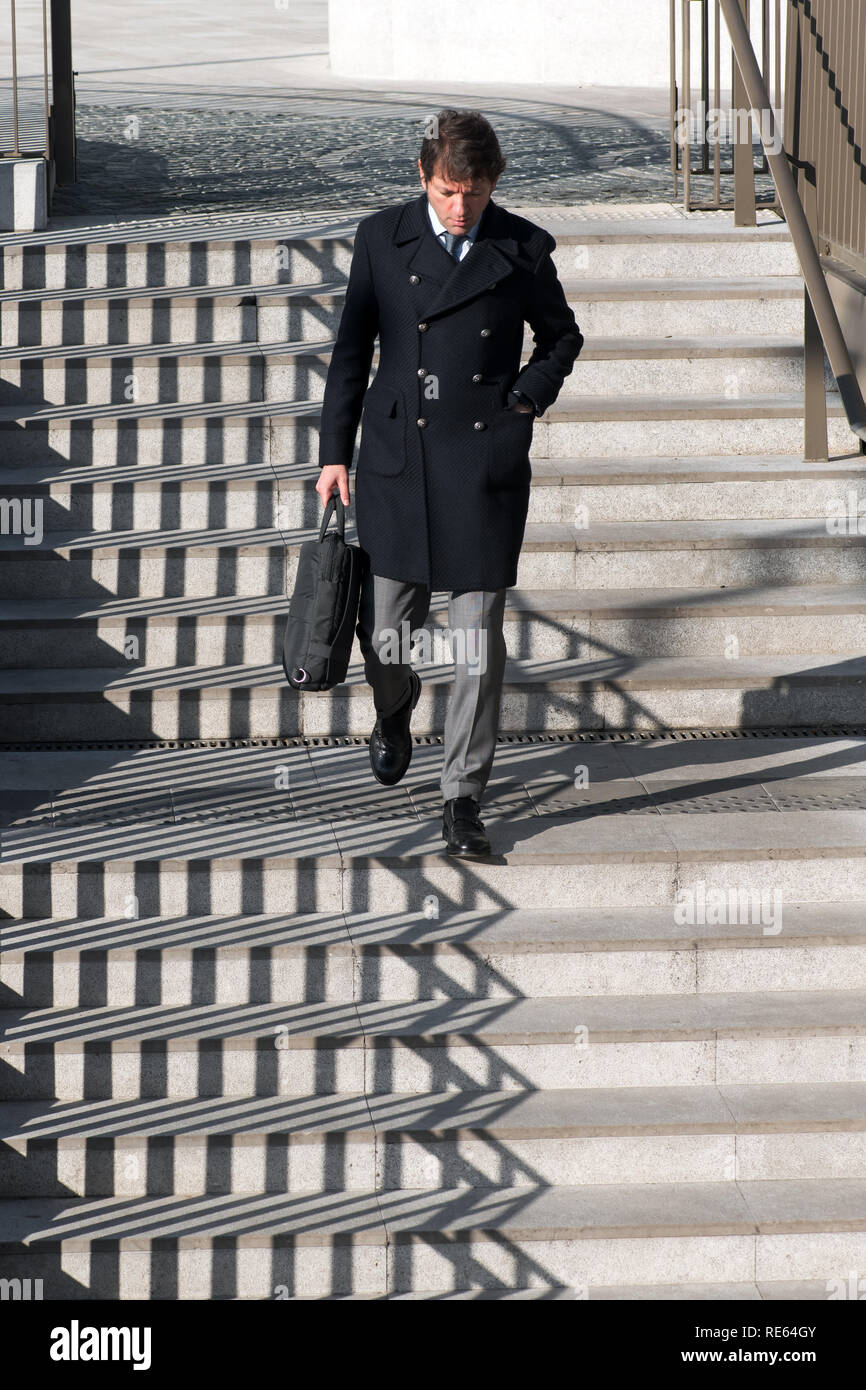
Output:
top-left (318, 190), bottom-right (584, 590)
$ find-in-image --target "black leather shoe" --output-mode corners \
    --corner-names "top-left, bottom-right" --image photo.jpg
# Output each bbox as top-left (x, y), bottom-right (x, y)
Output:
top-left (369, 669), bottom-right (422, 786)
top-left (442, 796), bottom-right (491, 857)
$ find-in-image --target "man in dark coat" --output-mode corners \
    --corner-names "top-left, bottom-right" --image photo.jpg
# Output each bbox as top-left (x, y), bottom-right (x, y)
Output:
top-left (316, 108), bottom-right (583, 857)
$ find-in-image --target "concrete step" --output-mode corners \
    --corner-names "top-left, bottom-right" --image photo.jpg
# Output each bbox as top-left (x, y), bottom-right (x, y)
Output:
top-left (255, 276), bottom-right (807, 341)
top-left (218, 1280), bottom-right (864, 1300)
top-left (1, 651), bottom-right (865, 739)
top-left (4, 903), bottom-right (866, 1007)
top-left (6, 455), bottom-right (866, 533)
top-left (5, 784), bottom-right (866, 915)
top-left (5, 516), bottom-right (866, 599)
top-left (0, 231), bottom-right (355, 294)
top-left (541, 393), bottom-right (852, 459)
top-left (0, 525), bottom-right (289, 598)
top-left (0, 276), bottom-right (804, 351)
top-left (0, 218), bottom-right (797, 293)
top-left (3, 584), bottom-right (866, 668)
top-left (0, 393), bottom-right (853, 467)
top-left (3, 1082), bottom-right (865, 1196)
top-left (0, 335), bottom-right (831, 407)
top-left (2, 1177), bottom-right (864, 1297)
top-left (3, 989), bottom-right (866, 1100)
top-left (0, 279), bottom-right (343, 348)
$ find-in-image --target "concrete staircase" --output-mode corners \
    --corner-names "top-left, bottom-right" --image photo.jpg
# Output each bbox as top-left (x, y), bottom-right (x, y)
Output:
top-left (1, 208), bottom-right (866, 1299)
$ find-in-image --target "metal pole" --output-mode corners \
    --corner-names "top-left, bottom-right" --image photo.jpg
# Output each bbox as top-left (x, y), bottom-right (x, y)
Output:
top-left (42, 0), bottom-right (50, 161)
top-left (732, 0), bottom-right (757, 224)
top-left (50, 0), bottom-right (75, 183)
top-left (670, 0), bottom-right (680, 200)
top-left (682, 0), bottom-right (691, 210)
top-left (714, 0), bottom-right (721, 205)
top-left (719, 0), bottom-right (866, 440)
top-left (802, 167), bottom-right (829, 461)
top-left (701, 0), bottom-right (711, 172)
top-left (10, 0), bottom-right (20, 157)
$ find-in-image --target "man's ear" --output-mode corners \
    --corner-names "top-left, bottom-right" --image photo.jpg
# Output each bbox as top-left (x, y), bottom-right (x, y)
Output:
top-left (417, 158), bottom-right (426, 187)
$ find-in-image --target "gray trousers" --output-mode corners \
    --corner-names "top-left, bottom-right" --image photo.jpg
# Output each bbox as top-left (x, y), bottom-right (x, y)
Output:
top-left (356, 570), bottom-right (507, 802)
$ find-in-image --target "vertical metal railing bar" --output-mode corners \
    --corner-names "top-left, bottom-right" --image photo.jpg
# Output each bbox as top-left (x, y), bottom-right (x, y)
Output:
top-left (41, 0), bottom-right (50, 160)
top-left (850, 0), bottom-right (861, 257)
top-left (670, 0), bottom-right (679, 198)
top-left (845, 0), bottom-right (856, 254)
top-left (760, 0), bottom-right (771, 173)
top-left (682, 0), bottom-right (692, 209)
top-left (9, 0), bottom-right (21, 156)
top-left (732, 0), bottom-right (756, 222)
top-left (846, 0), bottom-right (861, 261)
top-left (700, 0), bottom-right (711, 171)
top-left (714, 0), bottom-right (722, 203)
top-left (718, 0), bottom-right (866, 439)
top-left (774, 0), bottom-right (782, 110)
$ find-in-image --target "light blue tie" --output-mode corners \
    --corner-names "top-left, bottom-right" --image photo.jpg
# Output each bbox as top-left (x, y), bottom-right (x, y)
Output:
top-left (442, 231), bottom-right (466, 260)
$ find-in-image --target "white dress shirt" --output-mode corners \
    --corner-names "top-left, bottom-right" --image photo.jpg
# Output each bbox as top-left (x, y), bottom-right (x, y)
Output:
top-left (426, 198), bottom-right (483, 260)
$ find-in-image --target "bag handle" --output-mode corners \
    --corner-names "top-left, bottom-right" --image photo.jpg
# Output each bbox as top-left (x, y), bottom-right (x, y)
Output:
top-left (318, 492), bottom-right (347, 543)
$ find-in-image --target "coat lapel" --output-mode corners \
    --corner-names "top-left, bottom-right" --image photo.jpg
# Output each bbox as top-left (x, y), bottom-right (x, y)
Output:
top-left (392, 191), bottom-right (520, 321)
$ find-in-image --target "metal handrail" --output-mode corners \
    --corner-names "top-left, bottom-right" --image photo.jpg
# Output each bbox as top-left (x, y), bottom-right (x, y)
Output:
top-left (719, 0), bottom-right (866, 445)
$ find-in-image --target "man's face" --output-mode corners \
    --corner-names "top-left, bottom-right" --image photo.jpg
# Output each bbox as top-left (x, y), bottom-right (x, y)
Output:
top-left (418, 158), bottom-right (497, 235)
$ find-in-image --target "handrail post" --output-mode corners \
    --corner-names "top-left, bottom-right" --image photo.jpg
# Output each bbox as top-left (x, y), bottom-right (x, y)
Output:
top-left (800, 164), bottom-right (829, 461)
top-left (682, 0), bottom-right (691, 211)
top-left (10, 0), bottom-right (21, 157)
top-left (669, 0), bottom-right (679, 201)
top-left (50, 0), bottom-right (76, 183)
top-left (732, 0), bottom-right (757, 224)
top-left (42, 0), bottom-right (50, 162)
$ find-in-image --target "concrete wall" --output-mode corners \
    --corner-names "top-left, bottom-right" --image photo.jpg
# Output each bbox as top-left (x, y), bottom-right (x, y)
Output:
top-left (328, 0), bottom-right (673, 85)
top-left (328, 0), bottom-right (778, 91)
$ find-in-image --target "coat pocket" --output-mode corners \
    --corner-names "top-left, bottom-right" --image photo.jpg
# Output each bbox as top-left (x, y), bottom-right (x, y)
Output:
top-left (359, 383), bottom-right (407, 476)
top-left (487, 404), bottom-right (534, 491)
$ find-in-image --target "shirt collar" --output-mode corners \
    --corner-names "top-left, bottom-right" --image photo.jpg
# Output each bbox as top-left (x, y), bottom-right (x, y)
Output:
top-left (426, 196), bottom-right (483, 244)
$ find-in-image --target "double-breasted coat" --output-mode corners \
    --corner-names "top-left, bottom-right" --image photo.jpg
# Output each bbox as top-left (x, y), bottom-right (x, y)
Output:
top-left (317, 189), bottom-right (584, 591)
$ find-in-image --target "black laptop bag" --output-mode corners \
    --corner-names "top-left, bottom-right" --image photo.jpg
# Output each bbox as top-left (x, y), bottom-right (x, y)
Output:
top-left (281, 494), bottom-right (365, 692)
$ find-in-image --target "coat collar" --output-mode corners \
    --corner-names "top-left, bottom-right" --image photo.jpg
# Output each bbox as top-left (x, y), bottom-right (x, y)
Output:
top-left (392, 190), bottom-right (521, 320)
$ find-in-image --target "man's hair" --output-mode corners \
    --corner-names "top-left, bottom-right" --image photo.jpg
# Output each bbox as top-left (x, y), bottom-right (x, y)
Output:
top-left (419, 108), bottom-right (506, 185)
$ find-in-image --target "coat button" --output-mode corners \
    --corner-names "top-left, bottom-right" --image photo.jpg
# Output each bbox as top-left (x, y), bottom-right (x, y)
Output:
top-left (474, 420), bottom-right (486, 430)
top-left (417, 417), bottom-right (427, 428)
top-left (417, 367), bottom-right (427, 378)
top-left (480, 328), bottom-right (492, 337)
top-left (472, 373), bottom-right (483, 383)
top-left (418, 321), bottom-right (428, 332)
top-left (409, 274), bottom-right (420, 284)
